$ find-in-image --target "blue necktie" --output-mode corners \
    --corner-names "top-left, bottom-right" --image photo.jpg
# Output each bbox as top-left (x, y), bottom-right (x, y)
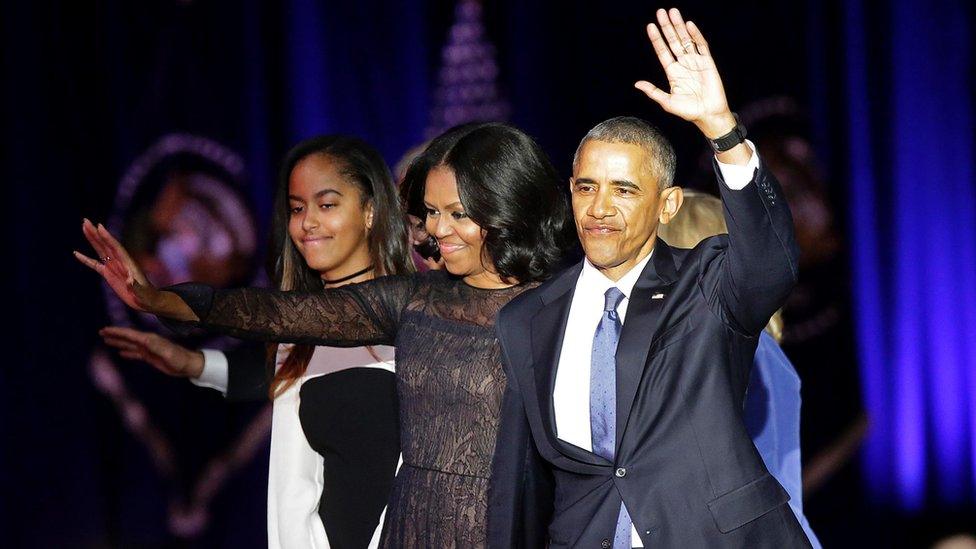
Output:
top-left (590, 287), bottom-right (633, 549)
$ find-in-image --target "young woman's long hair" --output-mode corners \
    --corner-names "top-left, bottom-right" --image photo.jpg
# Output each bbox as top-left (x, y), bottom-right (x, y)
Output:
top-left (267, 135), bottom-right (414, 397)
top-left (403, 122), bottom-right (577, 282)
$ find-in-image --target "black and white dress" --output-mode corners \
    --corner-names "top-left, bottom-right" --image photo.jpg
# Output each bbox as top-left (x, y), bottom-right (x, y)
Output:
top-left (194, 343), bottom-right (399, 549)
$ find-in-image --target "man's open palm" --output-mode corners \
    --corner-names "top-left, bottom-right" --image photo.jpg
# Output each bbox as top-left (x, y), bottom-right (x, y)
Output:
top-left (635, 8), bottom-right (730, 124)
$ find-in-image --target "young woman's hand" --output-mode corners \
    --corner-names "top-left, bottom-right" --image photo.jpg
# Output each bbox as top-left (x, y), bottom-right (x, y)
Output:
top-left (75, 219), bottom-right (198, 321)
top-left (100, 326), bottom-right (205, 379)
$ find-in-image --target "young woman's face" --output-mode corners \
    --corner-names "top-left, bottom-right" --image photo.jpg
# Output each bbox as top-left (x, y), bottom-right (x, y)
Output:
top-left (423, 166), bottom-right (495, 284)
top-left (287, 154), bottom-right (373, 280)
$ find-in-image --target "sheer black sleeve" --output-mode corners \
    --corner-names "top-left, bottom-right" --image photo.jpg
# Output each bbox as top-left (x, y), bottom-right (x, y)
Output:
top-left (165, 275), bottom-right (417, 348)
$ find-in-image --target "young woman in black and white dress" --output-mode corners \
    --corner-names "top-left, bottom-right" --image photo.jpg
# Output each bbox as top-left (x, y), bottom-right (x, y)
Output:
top-left (99, 135), bottom-right (413, 548)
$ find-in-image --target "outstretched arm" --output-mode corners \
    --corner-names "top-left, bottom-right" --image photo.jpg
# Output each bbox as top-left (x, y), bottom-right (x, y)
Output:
top-left (635, 9), bottom-right (798, 334)
top-left (78, 220), bottom-right (411, 347)
top-left (100, 326), bottom-right (205, 378)
top-left (100, 327), bottom-right (270, 400)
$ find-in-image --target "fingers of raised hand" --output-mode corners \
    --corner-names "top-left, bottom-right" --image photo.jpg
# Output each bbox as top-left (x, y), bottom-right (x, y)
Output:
top-left (74, 250), bottom-right (106, 274)
top-left (102, 253), bottom-right (129, 283)
top-left (634, 80), bottom-right (670, 109)
top-left (82, 219), bottom-right (111, 263)
top-left (646, 23), bottom-right (675, 67)
top-left (80, 219), bottom-right (127, 280)
top-left (668, 8), bottom-right (697, 55)
top-left (686, 20), bottom-right (711, 57)
top-left (95, 223), bottom-right (125, 258)
top-left (656, 8), bottom-right (686, 58)
top-left (95, 223), bottom-right (139, 282)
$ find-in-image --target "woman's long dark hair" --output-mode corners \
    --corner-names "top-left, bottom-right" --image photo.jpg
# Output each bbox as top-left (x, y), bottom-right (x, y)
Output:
top-left (403, 123), bottom-right (575, 283)
top-left (267, 135), bottom-right (413, 397)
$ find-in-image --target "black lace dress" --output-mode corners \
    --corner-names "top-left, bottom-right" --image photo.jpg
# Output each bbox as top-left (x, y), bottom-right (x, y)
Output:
top-left (168, 272), bottom-right (534, 548)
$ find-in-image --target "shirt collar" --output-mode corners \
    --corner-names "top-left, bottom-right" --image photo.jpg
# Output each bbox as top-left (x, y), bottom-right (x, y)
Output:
top-left (579, 251), bottom-right (654, 300)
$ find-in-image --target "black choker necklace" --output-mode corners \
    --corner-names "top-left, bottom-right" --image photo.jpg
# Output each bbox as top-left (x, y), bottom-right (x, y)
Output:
top-left (322, 265), bottom-right (374, 285)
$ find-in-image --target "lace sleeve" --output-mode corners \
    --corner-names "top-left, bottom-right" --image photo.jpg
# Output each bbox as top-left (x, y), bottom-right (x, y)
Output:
top-left (166, 275), bottom-right (416, 347)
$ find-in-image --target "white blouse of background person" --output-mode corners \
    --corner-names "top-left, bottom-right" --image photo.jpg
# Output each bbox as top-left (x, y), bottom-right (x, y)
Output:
top-left (193, 343), bottom-right (399, 549)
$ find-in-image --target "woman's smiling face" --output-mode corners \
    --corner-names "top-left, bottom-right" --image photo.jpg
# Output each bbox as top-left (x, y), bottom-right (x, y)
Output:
top-left (423, 165), bottom-right (499, 286)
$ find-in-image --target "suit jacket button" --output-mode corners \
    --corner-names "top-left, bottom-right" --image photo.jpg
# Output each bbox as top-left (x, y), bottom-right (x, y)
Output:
top-left (602, 539), bottom-right (611, 548)
top-left (615, 467), bottom-right (627, 477)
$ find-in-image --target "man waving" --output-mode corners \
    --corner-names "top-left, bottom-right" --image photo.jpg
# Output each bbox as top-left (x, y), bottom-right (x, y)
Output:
top-left (489, 8), bottom-right (811, 548)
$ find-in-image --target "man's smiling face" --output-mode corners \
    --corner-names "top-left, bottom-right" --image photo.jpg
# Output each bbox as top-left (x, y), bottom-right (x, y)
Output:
top-left (571, 140), bottom-right (679, 280)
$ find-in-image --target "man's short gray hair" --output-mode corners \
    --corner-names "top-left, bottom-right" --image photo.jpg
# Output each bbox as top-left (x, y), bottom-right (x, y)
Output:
top-left (573, 116), bottom-right (677, 190)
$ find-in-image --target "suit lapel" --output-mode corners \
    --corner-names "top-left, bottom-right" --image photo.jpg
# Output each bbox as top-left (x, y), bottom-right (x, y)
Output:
top-left (614, 240), bottom-right (678, 450)
top-left (531, 292), bottom-right (571, 438)
top-left (529, 262), bottom-right (610, 467)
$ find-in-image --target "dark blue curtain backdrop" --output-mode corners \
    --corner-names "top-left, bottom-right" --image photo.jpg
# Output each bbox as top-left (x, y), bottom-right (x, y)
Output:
top-left (4, 0), bottom-right (973, 546)
top-left (843, 0), bottom-right (976, 512)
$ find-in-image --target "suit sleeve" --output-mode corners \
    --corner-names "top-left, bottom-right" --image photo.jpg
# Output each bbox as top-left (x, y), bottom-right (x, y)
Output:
top-left (223, 341), bottom-right (273, 402)
top-left (487, 320), bottom-right (554, 549)
top-left (703, 156), bottom-right (800, 335)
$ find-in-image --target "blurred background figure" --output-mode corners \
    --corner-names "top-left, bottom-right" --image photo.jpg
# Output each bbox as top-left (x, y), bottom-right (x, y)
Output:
top-left (136, 170), bottom-right (255, 288)
top-left (395, 141), bottom-right (442, 271)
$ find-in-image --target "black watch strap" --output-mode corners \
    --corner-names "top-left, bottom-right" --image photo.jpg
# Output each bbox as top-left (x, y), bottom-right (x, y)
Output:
top-left (708, 113), bottom-right (747, 153)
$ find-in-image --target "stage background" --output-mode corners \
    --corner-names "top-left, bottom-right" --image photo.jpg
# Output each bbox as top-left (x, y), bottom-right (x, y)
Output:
top-left (4, 0), bottom-right (974, 547)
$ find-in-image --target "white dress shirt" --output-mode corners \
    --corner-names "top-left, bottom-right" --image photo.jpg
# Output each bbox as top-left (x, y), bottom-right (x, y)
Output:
top-left (552, 144), bottom-right (760, 546)
top-left (193, 345), bottom-right (397, 549)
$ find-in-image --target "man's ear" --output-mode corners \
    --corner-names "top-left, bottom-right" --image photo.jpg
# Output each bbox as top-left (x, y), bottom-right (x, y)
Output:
top-left (658, 186), bottom-right (684, 225)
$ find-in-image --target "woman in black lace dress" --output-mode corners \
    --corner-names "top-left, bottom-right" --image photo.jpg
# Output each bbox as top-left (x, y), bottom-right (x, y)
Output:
top-left (77, 123), bottom-right (575, 548)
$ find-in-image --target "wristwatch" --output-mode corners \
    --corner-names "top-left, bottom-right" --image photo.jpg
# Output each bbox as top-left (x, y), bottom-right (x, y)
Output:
top-left (708, 113), bottom-right (747, 153)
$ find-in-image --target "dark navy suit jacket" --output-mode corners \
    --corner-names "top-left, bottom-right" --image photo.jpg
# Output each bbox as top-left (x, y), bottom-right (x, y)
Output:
top-left (487, 160), bottom-right (812, 548)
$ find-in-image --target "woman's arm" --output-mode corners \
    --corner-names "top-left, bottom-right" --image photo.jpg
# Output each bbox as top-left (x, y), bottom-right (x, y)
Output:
top-left (78, 219), bottom-right (414, 348)
top-left (166, 277), bottom-right (410, 347)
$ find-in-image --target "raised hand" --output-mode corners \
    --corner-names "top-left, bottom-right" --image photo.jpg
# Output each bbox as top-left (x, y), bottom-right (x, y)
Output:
top-left (634, 8), bottom-right (736, 138)
top-left (74, 218), bottom-right (160, 311)
top-left (100, 326), bottom-right (205, 379)
top-left (75, 219), bottom-right (198, 320)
